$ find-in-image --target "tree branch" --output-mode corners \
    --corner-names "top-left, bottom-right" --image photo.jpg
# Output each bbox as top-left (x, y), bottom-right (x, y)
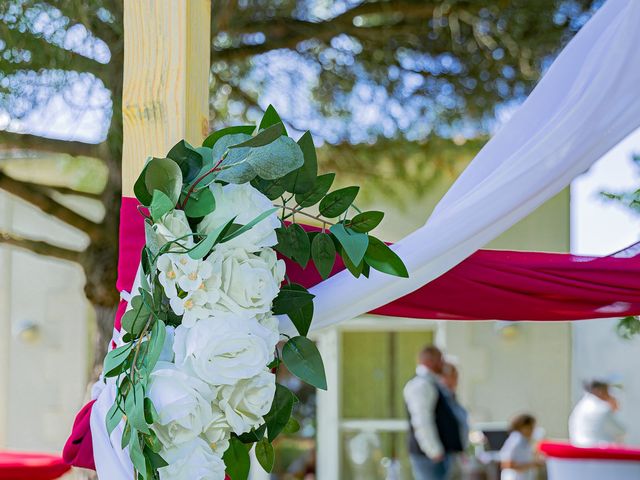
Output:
top-left (0, 130), bottom-right (104, 158)
top-left (0, 172), bottom-right (103, 240)
top-left (0, 230), bottom-right (83, 263)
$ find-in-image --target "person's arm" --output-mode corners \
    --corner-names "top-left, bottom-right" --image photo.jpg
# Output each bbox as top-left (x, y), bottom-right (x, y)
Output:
top-left (404, 377), bottom-right (444, 460)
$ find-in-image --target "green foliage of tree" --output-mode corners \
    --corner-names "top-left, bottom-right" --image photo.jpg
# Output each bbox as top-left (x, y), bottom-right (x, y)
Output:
top-left (0, 0), bottom-right (598, 366)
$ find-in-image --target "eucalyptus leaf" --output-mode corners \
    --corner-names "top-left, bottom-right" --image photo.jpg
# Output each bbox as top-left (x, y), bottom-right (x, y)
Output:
top-left (264, 384), bottom-right (295, 441)
top-left (145, 320), bottom-right (166, 372)
top-left (182, 187), bottom-right (215, 218)
top-left (255, 438), bottom-right (275, 473)
top-left (149, 190), bottom-right (174, 221)
top-left (295, 173), bottom-right (335, 208)
top-left (125, 382), bottom-right (150, 434)
top-left (144, 158), bottom-right (183, 205)
top-left (128, 432), bottom-right (147, 477)
top-left (282, 336), bottom-right (327, 390)
top-left (349, 211), bottom-right (384, 233)
top-left (311, 232), bottom-right (336, 279)
top-left (202, 125), bottom-right (255, 148)
top-left (106, 400), bottom-right (123, 435)
top-left (134, 160), bottom-right (153, 206)
top-left (330, 223), bottom-right (369, 266)
top-left (122, 295), bottom-right (152, 337)
top-left (364, 236), bottom-right (409, 278)
top-left (223, 437), bottom-right (250, 480)
top-left (167, 140), bottom-right (203, 183)
top-left (319, 186), bottom-right (359, 218)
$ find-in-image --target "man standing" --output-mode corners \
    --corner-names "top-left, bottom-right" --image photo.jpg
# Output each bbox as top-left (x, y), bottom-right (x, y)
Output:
top-left (569, 379), bottom-right (626, 446)
top-left (404, 346), bottom-right (463, 480)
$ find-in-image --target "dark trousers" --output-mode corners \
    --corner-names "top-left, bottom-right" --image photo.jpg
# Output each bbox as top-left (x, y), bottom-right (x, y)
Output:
top-left (409, 453), bottom-right (451, 480)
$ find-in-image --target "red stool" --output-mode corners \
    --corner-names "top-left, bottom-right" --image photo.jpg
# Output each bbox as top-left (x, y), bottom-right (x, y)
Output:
top-left (0, 451), bottom-right (71, 480)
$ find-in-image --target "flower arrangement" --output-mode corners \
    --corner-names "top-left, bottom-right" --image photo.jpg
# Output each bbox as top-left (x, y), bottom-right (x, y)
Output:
top-left (101, 106), bottom-right (407, 480)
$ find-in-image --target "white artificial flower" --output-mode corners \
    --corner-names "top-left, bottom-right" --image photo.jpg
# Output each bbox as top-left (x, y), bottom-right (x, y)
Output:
top-left (203, 404), bottom-right (232, 456)
top-left (199, 183), bottom-right (278, 252)
top-left (217, 369), bottom-right (276, 435)
top-left (153, 209), bottom-right (194, 248)
top-left (173, 316), bottom-right (272, 385)
top-left (177, 257), bottom-right (213, 292)
top-left (169, 290), bottom-right (212, 328)
top-left (256, 313), bottom-right (281, 348)
top-left (157, 254), bottom-right (182, 299)
top-left (158, 437), bottom-right (226, 480)
top-left (147, 362), bottom-right (214, 448)
top-left (216, 248), bottom-right (282, 316)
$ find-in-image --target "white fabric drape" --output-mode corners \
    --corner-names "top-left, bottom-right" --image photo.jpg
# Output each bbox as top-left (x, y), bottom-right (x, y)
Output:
top-left (280, 0), bottom-right (640, 335)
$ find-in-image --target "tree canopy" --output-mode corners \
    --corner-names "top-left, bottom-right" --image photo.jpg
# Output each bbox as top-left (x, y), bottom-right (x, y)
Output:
top-left (0, 0), bottom-right (599, 360)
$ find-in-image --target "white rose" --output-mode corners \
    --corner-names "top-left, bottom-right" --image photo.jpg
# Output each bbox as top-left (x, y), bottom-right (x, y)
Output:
top-left (217, 248), bottom-right (282, 316)
top-left (203, 404), bottom-right (231, 456)
top-left (256, 313), bottom-right (281, 348)
top-left (218, 369), bottom-right (276, 435)
top-left (153, 209), bottom-right (194, 248)
top-left (147, 362), bottom-right (213, 447)
top-left (199, 183), bottom-right (278, 252)
top-left (173, 317), bottom-right (272, 385)
top-left (158, 437), bottom-right (225, 480)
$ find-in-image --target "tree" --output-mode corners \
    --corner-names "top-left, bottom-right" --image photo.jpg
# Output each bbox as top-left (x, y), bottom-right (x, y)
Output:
top-left (0, 0), bottom-right (598, 367)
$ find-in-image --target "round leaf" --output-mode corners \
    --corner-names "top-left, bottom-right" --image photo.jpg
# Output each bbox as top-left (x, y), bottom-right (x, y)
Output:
top-left (144, 158), bottom-right (183, 205)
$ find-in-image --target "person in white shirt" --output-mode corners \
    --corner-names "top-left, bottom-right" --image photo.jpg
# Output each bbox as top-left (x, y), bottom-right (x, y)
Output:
top-left (404, 346), bottom-right (464, 480)
top-left (569, 380), bottom-right (626, 447)
top-left (500, 414), bottom-right (542, 480)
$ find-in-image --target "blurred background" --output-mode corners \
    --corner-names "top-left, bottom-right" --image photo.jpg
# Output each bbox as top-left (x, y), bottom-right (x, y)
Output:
top-left (1, 1), bottom-right (639, 479)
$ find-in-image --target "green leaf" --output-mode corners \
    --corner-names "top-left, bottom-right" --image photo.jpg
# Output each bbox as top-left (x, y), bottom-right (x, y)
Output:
top-left (341, 245), bottom-right (364, 277)
top-left (264, 384), bottom-right (295, 441)
top-left (288, 223), bottom-right (310, 268)
top-left (223, 437), bottom-right (250, 480)
top-left (282, 131), bottom-right (317, 194)
top-left (283, 417), bottom-right (301, 434)
top-left (282, 336), bottom-right (327, 390)
top-left (348, 211), bottom-right (384, 233)
top-left (122, 295), bottom-right (152, 337)
top-left (182, 187), bottom-right (215, 218)
top-left (272, 284), bottom-right (315, 315)
top-left (330, 223), bottom-right (369, 266)
top-left (125, 383), bottom-right (150, 434)
top-left (145, 320), bottom-right (166, 372)
top-left (251, 177), bottom-right (287, 201)
top-left (143, 397), bottom-right (160, 426)
top-left (282, 283), bottom-right (313, 336)
top-left (229, 123), bottom-right (285, 149)
top-left (255, 438), bottom-right (275, 473)
top-left (202, 125), bottom-right (256, 148)
top-left (144, 447), bottom-right (168, 469)
top-left (188, 217), bottom-right (235, 259)
top-left (121, 423), bottom-right (132, 450)
top-left (167, 140), bottom-right (203, 183)
top-left (364, 236), bottom-right (409, 278)
top-left (218, 136), bottom-right (304, 184)
top-left (144, 157), bottom-right (183, 205)
top-left (319, 186), bottom-right (359, 218)
top-left (295, 173), bottom-right (335, 208)
top-left (221, 207), bottom-right (278, 243)
top-left (237, 424), bottom-right (267, 444)
top-left (259, 105), bottom-right (287, 133)
top-left (128, 432), bottom-right (147, 477)
top-left (149, 190), bottom-right (174, 221)
top-left (103, 342), bottom-right (133, 377)
top-left (311, 233), bottom-right (336, 279)
top-left (106, 400), bottom-right (123, 435)
top-left (134, 161), bottom-right (153, 206)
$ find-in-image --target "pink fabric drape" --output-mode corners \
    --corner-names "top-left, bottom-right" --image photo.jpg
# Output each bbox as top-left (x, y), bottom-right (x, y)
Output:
top-left (64, 197), bottom-right (640, 470)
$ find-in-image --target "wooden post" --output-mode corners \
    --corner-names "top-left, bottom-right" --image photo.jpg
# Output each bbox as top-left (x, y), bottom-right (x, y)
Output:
top-left (122, 0), bottom-right (211, 197)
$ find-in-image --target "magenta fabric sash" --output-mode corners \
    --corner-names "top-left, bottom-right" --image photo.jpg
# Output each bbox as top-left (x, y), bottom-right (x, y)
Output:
top-left (63, 196), bottom-right (640, 470)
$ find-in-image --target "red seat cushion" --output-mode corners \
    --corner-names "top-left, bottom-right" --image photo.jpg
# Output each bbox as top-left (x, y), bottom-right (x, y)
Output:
top-left (540, 441), bottom-right (640, 462)
top-left (0, 451), bottom-right (71, 480)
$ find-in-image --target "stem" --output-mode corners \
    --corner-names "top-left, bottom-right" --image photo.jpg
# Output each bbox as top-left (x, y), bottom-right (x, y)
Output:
top-left (180, 153), bottom-right (227, 209)
top-left (275, 204), bottom-right (335, 226)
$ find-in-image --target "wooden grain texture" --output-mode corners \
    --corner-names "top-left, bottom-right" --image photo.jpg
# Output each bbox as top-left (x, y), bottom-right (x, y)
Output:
top-left (122, 0), bottom-right (211, 196)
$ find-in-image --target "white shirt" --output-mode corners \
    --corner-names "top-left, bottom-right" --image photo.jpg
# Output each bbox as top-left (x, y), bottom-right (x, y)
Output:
top-left (500, 431), bottom-right (535, 480)
top-left (403, 365), bottom-right (444, 459)
top-left (569, 392), bottom-right (626, 446)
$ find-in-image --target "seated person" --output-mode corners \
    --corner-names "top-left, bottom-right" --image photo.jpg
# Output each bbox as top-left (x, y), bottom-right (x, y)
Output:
top-left (500, 414), bottom-right (543, 480)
